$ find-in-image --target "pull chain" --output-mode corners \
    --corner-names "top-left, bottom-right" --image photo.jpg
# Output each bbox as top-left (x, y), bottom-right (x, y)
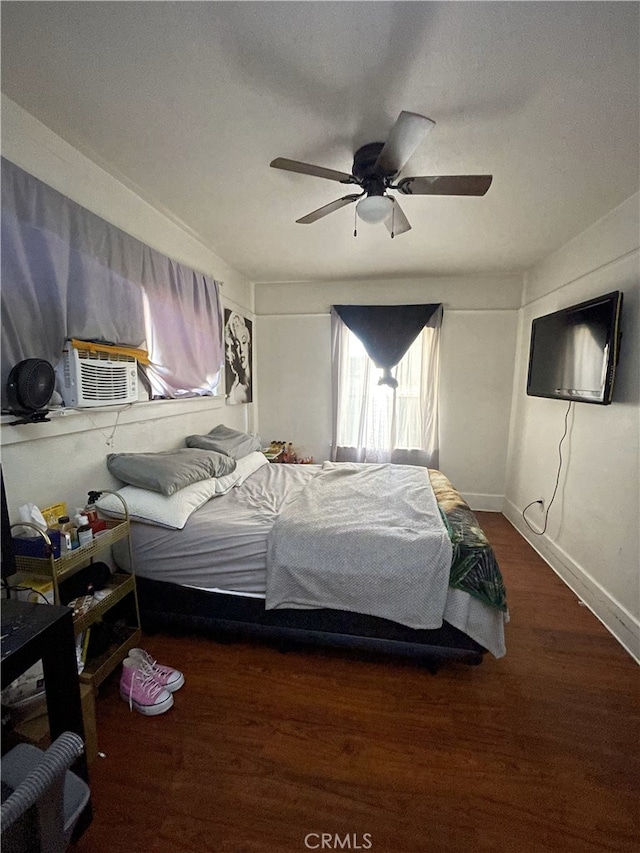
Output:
top-left (353, 204), bottom-right (357, 237)
top-left (391, 201), bottom-right (395, 239)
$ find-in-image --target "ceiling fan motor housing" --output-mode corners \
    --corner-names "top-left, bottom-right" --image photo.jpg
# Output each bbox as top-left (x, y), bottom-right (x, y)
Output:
top-left (351, 142), bottom-right (393, 200)
top-left (352, 142), bottom-right (393, 187)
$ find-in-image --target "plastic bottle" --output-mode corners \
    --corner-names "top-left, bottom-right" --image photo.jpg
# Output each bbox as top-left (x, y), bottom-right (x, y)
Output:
top-left (57, 515), bottom-right (77, 553)
top-left (85, 491), bottom-right (107, 535)
top-left (77, 524), bottom-right (93, 547)
top-left (84, 492), bottom-right (100, 525)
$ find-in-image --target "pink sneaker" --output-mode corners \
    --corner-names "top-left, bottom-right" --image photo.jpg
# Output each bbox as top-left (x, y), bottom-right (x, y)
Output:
top-left (120, 658), bottom-right (174, 715)
top-left (128, 648), bottom-right (185, 693)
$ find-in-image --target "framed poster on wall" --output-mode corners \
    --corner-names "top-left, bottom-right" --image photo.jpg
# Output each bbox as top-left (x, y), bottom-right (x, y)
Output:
top-left (224, 309), bottom-right (253, 404)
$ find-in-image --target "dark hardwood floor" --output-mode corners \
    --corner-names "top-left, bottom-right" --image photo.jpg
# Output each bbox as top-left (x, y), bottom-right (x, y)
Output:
top-left (74, 514), bottom-right (639, 853)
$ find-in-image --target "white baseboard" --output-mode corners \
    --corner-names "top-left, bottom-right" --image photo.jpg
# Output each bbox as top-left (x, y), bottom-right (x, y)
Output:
top-left (463, 493), bottom-right (504, 512)
top-left (503, 499), bottom-right (640, 664)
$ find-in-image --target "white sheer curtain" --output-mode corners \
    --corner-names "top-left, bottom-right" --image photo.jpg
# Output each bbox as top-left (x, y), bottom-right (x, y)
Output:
top-left (331, 306), bottom-right (442, 468)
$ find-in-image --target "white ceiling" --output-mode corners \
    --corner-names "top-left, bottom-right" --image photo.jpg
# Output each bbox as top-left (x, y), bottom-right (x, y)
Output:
top-left (2, 2), bottom-right (638, 284)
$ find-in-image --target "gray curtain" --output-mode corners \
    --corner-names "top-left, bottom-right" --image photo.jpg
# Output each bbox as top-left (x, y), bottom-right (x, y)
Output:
top-left (333, 303), bottom-right (440, 387)
top-left (1, 158), bottom-right (223, 405)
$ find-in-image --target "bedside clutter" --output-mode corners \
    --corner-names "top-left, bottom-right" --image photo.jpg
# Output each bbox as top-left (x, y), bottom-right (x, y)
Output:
top-left (262, 441), bottom-right (314, 464)
top-left (4, 681), bottom-right (99, 766)
top-left (1, 597), bottom-right (92, 818)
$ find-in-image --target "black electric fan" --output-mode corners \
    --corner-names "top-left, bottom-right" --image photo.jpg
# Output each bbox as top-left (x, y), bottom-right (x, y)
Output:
top-left (6, 359), bottom-right (55, 424)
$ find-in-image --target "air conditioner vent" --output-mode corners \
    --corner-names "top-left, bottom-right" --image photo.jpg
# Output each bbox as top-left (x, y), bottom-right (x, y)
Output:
top-left (57, 343), bottom-right (139, 408)
top-left (78, 363), bottom-right (131, 401)
top-left (77, 349), bottom-right (136, 364)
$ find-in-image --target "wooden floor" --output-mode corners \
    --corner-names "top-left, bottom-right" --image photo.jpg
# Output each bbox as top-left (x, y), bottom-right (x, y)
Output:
top-left (74, 514), bottom-right (639, 853)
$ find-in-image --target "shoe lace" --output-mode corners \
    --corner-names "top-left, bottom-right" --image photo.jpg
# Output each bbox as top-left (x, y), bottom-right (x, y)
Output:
top-left (138, 650), bottom-right (166, 672)
top-left (127, 667), bottom-right (166, 711)
top-left (138, 656), bottom-right (165, 678)
top-left (146, 658), bottom-right (176, 682)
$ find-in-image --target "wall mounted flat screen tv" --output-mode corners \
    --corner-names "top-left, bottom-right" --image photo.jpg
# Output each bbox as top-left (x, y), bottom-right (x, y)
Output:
top-left (527, 290), bottom-right (623, 405)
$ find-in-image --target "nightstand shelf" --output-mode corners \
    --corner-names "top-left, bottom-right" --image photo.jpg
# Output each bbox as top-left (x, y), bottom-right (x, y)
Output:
top-left (80, 624), bottom-right (141, 688)
top-left (11, 492), bottom-right (140, 694)
top-left (72, 572), bottom-right (137, 633)
top-left (14, 519), bottom-right (129, 582)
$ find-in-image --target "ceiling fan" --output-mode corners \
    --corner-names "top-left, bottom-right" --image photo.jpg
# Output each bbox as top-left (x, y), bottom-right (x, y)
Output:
top-left (270, 111), bottom-right (492, 237)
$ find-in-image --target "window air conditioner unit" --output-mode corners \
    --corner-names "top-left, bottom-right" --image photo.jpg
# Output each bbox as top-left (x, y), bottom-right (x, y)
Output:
top-left (58, 342), bottom-right (139, 408)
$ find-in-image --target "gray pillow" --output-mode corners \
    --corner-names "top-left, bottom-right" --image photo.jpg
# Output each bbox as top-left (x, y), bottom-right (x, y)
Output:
top-left (107, 448), bottom-right (237, 496)
top-left (185, 424), bottom-right (262, 459)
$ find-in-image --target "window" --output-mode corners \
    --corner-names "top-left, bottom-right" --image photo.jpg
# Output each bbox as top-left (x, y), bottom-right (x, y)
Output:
top-left (142, 274), bottom-right (223, 399)
top-left (1, 158), bottom-right (224, 406)
top-left (332, 307), bottom-right (442, 467)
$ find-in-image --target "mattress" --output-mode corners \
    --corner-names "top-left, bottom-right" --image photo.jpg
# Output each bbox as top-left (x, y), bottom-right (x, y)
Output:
top-left (114, 462), bottom-right (507, 657)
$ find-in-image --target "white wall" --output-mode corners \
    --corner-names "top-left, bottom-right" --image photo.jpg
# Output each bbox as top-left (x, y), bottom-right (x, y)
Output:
top-left (1, 97), bottom-right (256, 517)
top-left (504, 193), bottom-right (640, 661)
top-left (439, 311), bottom-right (517, 505)
top-left (254, 314), bottom-right (332, 463)
top-left (255, 275), bottom-right (521, 510)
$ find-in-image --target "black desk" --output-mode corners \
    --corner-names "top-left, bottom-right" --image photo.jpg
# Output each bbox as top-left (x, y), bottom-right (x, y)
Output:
top-left (1, 599), bottom-right (92, 828)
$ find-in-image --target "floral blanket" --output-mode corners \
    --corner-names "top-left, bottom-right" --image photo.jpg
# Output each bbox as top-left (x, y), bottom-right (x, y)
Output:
top-left (429, 469), bottom-right (508, 613)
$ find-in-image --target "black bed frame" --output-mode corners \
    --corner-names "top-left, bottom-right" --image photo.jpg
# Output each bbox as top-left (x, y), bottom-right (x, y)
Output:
top-left (135, 576), bottom-right (486, 668)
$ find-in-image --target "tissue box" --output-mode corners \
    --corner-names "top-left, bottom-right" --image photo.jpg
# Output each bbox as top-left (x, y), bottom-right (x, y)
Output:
top-left (12, 529), bottom-right (61, 559)
top-left (14, 573), bottom-right (55, 604)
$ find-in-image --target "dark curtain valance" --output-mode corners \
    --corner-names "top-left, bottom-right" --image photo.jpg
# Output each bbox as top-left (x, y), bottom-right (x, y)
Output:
top-left (333, 303), bottom-right (441, 386)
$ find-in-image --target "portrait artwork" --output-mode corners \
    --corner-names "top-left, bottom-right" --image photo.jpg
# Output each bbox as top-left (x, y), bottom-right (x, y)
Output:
top-left (224, 309), bottom-right (253, 404)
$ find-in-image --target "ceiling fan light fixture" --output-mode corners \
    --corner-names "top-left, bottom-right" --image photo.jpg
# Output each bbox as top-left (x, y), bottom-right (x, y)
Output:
top-left (356, 194), bottom-right (393, 224)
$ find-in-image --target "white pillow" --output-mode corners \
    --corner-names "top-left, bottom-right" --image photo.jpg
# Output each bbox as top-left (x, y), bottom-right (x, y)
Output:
top-left (96, 477), bottom-right (221, 529)
top-left (222, 450), bottom-right (269, 490)
top-left (96, 452), bottom-right (269, 529)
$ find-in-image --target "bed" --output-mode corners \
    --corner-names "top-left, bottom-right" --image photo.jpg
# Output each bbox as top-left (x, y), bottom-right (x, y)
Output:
top-left (99, 443), bottom-right (508, 668)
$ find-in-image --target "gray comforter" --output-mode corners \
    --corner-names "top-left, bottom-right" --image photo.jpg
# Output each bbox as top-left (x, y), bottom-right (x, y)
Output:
top-left (266, 462), bottom-right (453, 630)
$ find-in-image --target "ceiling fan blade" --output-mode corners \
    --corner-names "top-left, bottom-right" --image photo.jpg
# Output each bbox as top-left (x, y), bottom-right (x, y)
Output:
top-left (374, 111), bottom-right (435, 176)
top-left (385, 198), bottom-right (411, 237)
top-left (271, 157), bottom-right (355, 184)
top-left (397, 175), bottom-right (493, 196)
top-left (296, 194), bottom-right (360, 224)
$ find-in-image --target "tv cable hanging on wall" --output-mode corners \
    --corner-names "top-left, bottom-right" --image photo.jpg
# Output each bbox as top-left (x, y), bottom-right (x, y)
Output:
top-left (522, 401), bottom-right (573, 536)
